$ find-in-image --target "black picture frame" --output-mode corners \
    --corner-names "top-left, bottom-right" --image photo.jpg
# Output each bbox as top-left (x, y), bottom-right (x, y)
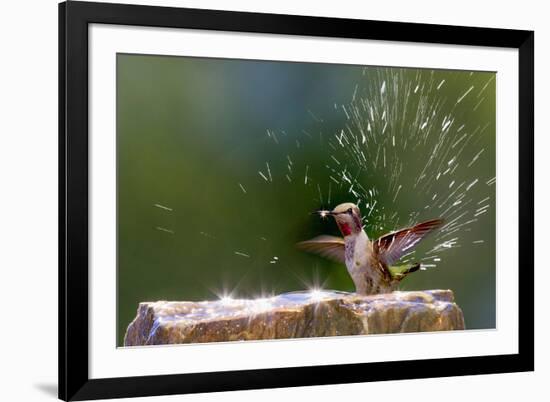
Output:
top-left (59, 1), bottom-right (534, 400)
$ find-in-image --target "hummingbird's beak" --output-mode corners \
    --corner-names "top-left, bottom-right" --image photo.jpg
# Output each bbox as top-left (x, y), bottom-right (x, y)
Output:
top-left (312, 210), bottom-right (334, 218)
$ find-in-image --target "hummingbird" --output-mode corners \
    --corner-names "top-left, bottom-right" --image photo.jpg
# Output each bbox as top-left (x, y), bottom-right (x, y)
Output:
top-left (297, 202), bottom-right (443, 295)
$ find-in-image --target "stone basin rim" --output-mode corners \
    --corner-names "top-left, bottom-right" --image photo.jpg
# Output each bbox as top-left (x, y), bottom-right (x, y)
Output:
top-left (137, 288), bottom-right (456, 305)
top-left (124, 289), bottom-right (465, 346)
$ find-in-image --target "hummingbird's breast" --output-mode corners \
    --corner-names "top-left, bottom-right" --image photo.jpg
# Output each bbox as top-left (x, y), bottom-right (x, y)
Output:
top-left (344, 230), bottom-right (392, 295)
top-left (344, 230), bottom-right (370, 274)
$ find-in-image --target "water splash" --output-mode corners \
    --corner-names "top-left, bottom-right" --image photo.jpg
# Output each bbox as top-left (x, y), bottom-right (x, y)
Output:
top-left (237, 67), bottom-right (495, 270)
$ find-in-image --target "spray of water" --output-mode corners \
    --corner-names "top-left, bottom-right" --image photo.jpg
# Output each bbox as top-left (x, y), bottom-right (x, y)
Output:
top-left (240, 67), bottom-right (495, 270)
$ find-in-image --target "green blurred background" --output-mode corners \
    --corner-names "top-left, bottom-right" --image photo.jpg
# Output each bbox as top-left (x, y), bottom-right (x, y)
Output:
top-left (117, 54), bottom-right (496, 346)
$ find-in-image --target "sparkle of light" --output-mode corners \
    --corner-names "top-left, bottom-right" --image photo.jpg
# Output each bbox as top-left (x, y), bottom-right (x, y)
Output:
top-left (309, 288), bottom-right (326, 302)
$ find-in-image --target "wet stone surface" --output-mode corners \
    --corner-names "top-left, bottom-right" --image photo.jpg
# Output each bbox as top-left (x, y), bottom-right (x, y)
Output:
top-left (124, 289), bottom-right (465, 346)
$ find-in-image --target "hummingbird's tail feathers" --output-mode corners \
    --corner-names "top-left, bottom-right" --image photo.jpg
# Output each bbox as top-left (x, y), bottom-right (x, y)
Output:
top-left (374, 218), bottom-right (444, 266)
top-left (388, 263), bottom-right (420, 281)
top-left (388, 262), bottom-right (420, 281)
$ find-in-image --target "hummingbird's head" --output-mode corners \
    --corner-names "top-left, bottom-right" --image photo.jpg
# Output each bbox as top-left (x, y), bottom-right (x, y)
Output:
top-left (317, 202), bottom-right (363, 237)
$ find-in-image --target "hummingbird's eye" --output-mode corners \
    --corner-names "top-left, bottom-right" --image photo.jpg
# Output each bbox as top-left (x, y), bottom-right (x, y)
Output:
top-left (347, 208), bottom-right (353, 214)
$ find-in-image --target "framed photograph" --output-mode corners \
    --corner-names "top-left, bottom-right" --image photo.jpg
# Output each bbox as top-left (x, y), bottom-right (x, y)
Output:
top-left (59, 1), bottom-right (534, 400)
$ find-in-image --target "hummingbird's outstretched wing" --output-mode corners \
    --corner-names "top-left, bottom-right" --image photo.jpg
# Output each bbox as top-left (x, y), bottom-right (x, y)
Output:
top-left (374, 218), bottom-right (444, 266)
top-left (296, 235), bottom-right (345, 264)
